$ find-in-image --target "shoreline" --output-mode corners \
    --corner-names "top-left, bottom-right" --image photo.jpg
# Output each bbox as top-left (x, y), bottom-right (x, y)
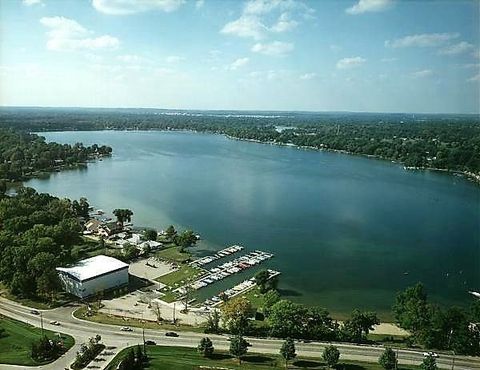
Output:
top-left (37, 128), bottom-right (479, 186)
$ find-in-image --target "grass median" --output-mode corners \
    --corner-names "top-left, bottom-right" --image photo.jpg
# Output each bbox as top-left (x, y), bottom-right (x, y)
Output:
top-left (0, 315), bottom-right (74, 366)
top-left (105, 345), bottom-right (419, 370)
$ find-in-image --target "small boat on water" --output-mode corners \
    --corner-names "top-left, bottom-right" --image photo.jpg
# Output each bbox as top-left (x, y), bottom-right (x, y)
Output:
top-left (469, 291), bottom-right (480, 299)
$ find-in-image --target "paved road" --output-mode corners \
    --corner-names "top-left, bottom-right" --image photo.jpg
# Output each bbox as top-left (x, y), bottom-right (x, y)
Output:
top-left (1, 298), bottom-right (479, 370)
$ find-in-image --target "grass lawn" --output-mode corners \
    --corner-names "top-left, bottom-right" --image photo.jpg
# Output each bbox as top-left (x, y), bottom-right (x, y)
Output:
top-left (0, 315), bottom-right (74, 366)
top-left (156, 245), bottom-right (192, 263)
top-left (0, 283), bottom-right (74, 310)
top-left (105, 345), bottom-right (420, 370)
top-left (73, 306), bottom-right (206, 333)
top-left (155, 265), bottom-right (206, 288)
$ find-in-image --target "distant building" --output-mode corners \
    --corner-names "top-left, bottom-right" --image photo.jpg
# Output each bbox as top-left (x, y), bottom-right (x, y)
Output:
top-left (56, 255), bottom-right (129, 298)
top-left (85, 219), bottom-right (102, 234)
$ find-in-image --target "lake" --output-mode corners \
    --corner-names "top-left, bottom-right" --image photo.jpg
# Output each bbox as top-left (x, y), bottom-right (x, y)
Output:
top-left (26, 130), bottom-right (480, 319)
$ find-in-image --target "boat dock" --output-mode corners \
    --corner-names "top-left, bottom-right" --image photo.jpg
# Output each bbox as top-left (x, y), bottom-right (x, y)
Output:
top-left (191, 250), bottom-right (273, 290)
top-left (204, 269), bottom-right (280, 308)
top-left (191, 245), bottom-right (244, 267)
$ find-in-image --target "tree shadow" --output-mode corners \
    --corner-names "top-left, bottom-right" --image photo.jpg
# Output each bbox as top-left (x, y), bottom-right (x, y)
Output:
top-left (292, 359), bottom-right (323, 368)
top-left (243, 354), bottom-right (275, 364)
top-left (277, 288), bottom-right (302, 297)
top-left (209, 353), bottom-right (232, 361)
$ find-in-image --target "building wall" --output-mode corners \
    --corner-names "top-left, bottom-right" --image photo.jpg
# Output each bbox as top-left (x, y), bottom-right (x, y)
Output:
top-left (58, 268), bottom-right (129, 298)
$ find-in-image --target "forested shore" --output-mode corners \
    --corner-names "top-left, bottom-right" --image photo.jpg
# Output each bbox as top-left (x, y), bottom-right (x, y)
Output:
top-left (1, 107), bottom-right (478, 183)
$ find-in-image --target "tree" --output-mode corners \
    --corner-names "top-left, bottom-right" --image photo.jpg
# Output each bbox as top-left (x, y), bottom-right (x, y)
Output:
top-left (280, 338), bottom-right (296, 369)
top-left (421, 355), bottom-right (438, 370)
top-left (379, 347), bottom-right (397, 370)
top-left (221, 296), bottom-right (253, 335)
top-left (205, 309), bottom-right (221, 334)
top-left (135, 344), bottom-right (146, 365)
top-left (113, 208), bottom-right (133, 228)
top-left (392, 283), bottom-right (430, 334)
top-left (144, 228), bottom-right (157, 241)
top-left (119, 348), bottom-right (136, 370)
top-left (197, 337), bottom-right (214, 358)
top-left (165, 225), bottom-right (177, 240)
top-left (323, 345), bottom-right (340, 369)
top-left (254, 269), bottom-right (270, 293)
top-left (124, 243), bottom-right (139, 260)
top-left (229, 335), bottom-right (248, 364)
top-left (263, 289), bottom-right (280, 317)
top-left (174, 230), bottom-right (198, 252)
top-left (151, 301), bottom-right (163, 322)
top-left (341, 310), bottom-right (379, 342)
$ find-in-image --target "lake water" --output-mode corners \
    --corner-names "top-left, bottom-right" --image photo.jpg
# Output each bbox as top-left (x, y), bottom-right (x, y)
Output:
top-left (26, 131), bottom-right (480, 318)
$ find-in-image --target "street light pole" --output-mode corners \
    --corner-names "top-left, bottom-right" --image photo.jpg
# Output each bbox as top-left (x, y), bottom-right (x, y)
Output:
top-left (40, 312), bottom-right (44, 337)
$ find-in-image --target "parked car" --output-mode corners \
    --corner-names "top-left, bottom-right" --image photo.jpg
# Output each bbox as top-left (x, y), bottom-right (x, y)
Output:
top-left (145, 340), bottom-right (156, 345)
top-left (49, 321), bottom-right (60, 326)
top-left (30, 310), bottom-right (40, 315)
top-left (423, 352), bottom-right (439, 358)
top-left (120, 326), bottom-right (133, 332)
top-left (165, 332), bottom-right (179, 337)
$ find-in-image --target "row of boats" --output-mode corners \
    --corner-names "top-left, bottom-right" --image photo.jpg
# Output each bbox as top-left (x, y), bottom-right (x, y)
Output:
top-left (191, 250), bottom-right (274, 290)
top-left (202, 269), bottom-right (280, 308)
top-left (191, 245), bottom-right (244, 267)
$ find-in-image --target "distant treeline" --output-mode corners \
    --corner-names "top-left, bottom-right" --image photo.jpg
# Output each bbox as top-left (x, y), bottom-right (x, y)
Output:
top-left (1, 107), bottom-right (479, 174)
top-left (0, 129), bottom-right (112, 182)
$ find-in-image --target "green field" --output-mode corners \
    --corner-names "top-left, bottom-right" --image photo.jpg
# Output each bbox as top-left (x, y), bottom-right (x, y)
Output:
top-left (0, 315), bottom-right (75, 366)
top-left (156, 246), bottom-right (192, 263)
top-left (155, 265), bottom-right (206, 287)
top-left (105, 345), bottom-right (419, 370)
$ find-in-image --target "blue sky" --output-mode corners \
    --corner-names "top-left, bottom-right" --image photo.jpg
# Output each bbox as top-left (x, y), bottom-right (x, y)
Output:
top-left (0, 0), bottom-right (479, 113)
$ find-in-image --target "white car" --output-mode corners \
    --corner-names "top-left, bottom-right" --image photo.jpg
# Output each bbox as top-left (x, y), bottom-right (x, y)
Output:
top-left (120, 326), bottom-right (133, 332)
top-left (423, 352), bottom-right (439, 358)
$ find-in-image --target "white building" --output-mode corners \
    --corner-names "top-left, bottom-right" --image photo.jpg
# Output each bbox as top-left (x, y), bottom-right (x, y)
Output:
top-left (56, 255), bottom-right (129, 298)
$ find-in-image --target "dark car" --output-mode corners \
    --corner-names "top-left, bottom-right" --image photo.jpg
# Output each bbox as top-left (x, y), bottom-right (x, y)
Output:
top-left (30, 310), bottom-right (40, 315)
top-left (165, 332), bottom-right (179, 337)
top-left (145, 340), bottom-right (156, 345)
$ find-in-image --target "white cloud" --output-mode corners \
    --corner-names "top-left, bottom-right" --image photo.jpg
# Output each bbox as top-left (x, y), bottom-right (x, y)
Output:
top-left (467, 73), bottom-right (480, 82)
top-left (195, 0), bottom-right (204, 9)
top-left (473, 50), bottom-right (480, 59)
top-left (270, 13), bottom-right (298, 33)
top-left (227, 57), bottom-right (250, 70)
top-left (439, 41), bottom-right (474, 55)
top-left (411, 69), bottom-right (433, 78)
top-left (385, 33), bottom-right (459, 48)
top-left (40, 16), bottom-right (120, 51)
top-left (381, 57), bottom-right (397, 62)
top-left (166, 55), bottom-right (185, 63)
top-left (346, 0), bottom-right (393, 15)
top-left (22, 0), bottom-right (44, 6)
top-left (92, 0), bottom-right (185, 15)
top-left (336, 56), bottom-right (366, 69)
top-left (221, 15), bottom-right (267, 40)
top-left (462, 63), bottom-right (480, 69)
top-left (251, 41), bottom-right (294, 56)
top-left (299, 72), bottom-right (316, 80)
top-left (221, 0), bottom-right (312, 39)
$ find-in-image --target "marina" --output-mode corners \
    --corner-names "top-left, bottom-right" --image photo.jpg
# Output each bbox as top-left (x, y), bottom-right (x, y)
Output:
top-left (190, 245), bottom-right (244, 267)
top-left (191, 250), bottom-right (274, 290)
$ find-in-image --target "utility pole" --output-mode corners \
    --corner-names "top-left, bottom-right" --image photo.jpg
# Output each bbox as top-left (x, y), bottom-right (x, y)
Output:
top-left (395, 348), bottom-right (398, 370)
top-left (173, 302), bottom-right (176, 324)
top-left (40, 312), bottom-right (44, 337)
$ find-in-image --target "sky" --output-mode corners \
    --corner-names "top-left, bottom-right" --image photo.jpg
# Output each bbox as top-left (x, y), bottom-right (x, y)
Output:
top-left (0, 0), bottom-right (479, 114)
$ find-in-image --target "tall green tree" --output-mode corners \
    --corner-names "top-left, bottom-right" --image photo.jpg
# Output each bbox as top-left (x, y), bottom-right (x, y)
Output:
top-left (197, 337), bottom-right (214, 358)
top-left (113, 208), bottom-right (133, 228)
top-left (392, 283), bottom-right (430, 334)
top-left (379, 347), bottom-right (397, 370)
top-left (341, 310), bottom-right (379, 342)
top-left (421, 355), bottom-right (438, 370)
top-left (280, 338), bottom-right (296, 369)
top-left (322, 345), bottom-right (340, 369)
top-left (229, 335), bottom-right (248, 364)
top-left (221, 296), bottom-right (253, 335)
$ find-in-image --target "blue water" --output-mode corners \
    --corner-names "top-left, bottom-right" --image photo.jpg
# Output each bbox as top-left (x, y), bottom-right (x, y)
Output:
top-left (26, 130), bottom-right (480, 318)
